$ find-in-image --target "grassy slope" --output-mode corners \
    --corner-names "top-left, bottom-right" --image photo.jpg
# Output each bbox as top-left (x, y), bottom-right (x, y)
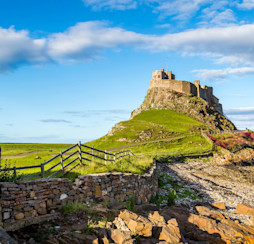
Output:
top-left (87, 110), bottom-right (210, 154)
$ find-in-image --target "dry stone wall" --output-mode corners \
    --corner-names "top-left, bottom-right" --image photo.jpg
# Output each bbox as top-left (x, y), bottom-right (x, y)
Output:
top-left (0, 163), bottom-right (158, 231)
top-left (74, 163), bottom-right (158, 205)
top-left (0, 178), bottom-right (84, 231)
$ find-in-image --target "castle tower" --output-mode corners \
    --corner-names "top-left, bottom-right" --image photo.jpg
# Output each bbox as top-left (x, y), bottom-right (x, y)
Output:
top-left (194, 80), bottom-right (200, 98)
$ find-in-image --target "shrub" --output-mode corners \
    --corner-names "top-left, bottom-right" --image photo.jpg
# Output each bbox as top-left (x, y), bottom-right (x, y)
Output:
top-left (250, 132), bottom-right (254, 140)
top-left (0, 160), bottom-right (21, 182)
top-left (167, 189), bottom-right (177, 206)
top-left (126, 194), bottom-right (135, 211)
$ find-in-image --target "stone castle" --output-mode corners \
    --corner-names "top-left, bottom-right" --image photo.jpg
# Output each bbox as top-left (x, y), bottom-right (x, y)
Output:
top-left (149, 69), bottom-right (223, 114)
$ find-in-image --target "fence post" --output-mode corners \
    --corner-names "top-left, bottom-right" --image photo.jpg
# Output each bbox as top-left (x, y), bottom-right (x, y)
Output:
top-left (105, 150), bottom-right (107, 164)
top-left (60, 152), bottom-right (64, 175)
top-left (41, 164), bottom-right (45, 178)
top-left (92, 146), bottom-right (94, 161)
top-left (13, 166), bottom-right (17, 182)
top-left (78, 141), bottom-right (82, 165)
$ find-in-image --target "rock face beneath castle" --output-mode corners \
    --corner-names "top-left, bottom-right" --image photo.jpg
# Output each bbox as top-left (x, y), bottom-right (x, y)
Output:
top-left (149, 69), bottom-right (223, 114)
top-left (130, 69), bottom-right (236, 131)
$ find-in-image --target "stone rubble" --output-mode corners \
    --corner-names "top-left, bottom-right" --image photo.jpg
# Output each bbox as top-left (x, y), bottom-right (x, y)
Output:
top-left (158, 157), bottom-right (254, 226)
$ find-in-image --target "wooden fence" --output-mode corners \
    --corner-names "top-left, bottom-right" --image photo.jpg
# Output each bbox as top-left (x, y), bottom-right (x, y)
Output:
top-left (0, 142), bottom-right (132, 181)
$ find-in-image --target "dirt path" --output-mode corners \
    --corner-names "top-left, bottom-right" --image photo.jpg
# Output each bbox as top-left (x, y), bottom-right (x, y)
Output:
top-left (158, 158), bottom-right (254, 225)
top-left (106, 136), bottom-right (184, 151)
top-left (2, 151), bottom-right (44, 159)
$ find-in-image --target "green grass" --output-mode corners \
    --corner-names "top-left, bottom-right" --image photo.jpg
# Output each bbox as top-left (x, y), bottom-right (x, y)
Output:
top-left (151, 172), bottom-right (199, 208)
top-left (0, 144), bottom-right (78, 180)
top-left (62, 156), bottom-right (153, 181)
top-left (62, 202), bottom-right (98, 215)
top-left (87, 110), bottom-right (207, 150)
top-left (0, 143), bottom-right (72, 156)
top-left (0, 109), bottom-right (212, 181)
top-left (129, 134), bottom-right (211, 155)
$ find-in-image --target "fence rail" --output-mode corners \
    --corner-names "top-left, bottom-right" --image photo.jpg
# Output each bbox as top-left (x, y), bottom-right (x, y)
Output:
top-left (0, 142), bottom-right (132, 181)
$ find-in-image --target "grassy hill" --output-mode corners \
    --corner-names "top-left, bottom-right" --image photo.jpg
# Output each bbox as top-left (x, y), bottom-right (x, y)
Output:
top-left (0, 110), bottom-right (213, 181)
top-left (87, 109), bottom-right (212, 155)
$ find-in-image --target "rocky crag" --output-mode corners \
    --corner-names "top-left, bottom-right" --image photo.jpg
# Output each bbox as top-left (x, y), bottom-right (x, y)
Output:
top-left (131, 87), bottom-right (236, 131)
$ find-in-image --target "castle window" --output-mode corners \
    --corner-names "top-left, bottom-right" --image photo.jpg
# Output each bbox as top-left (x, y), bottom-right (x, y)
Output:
top-left (158, 75), bottom-right (160, 78)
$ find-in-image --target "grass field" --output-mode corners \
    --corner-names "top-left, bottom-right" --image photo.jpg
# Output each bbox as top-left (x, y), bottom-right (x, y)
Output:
top-left (0, 143), bottom-right (73, 156)
top-left (0, 109), bottom-right (212, 181)
top-left (0, 143), bottom-right (78, 180)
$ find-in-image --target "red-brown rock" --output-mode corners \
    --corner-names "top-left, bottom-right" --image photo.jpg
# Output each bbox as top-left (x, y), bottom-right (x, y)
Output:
top-left (236, 204), bottom-right (254, 217)
top-left (211, 202), bottom-right (226, 210)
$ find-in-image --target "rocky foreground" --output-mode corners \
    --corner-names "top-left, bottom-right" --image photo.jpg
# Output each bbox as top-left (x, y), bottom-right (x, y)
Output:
top-left (1, 155), bottom-right (254, 244)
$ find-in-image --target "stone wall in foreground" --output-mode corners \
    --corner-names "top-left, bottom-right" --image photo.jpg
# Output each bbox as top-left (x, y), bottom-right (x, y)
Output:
top-left (0, 178), bottom-right (84, 231)
top-left (0, 163), bottom-right (158, 231)
top-left (74, 163), bottom-right (158, 205)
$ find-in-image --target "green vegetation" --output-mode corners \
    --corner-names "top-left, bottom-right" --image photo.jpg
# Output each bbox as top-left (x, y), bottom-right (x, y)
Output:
top-left (0, 144), bottom-right (78, 180)
top-left (151, 172), bottom-right (199, 208)
top-left (62, 156), bottom-right (153, 182)
top-left (125, 194), bottom-right (135, 211)
top-left (86, 110), bottom-right (211, 157)
top-left (0, 109), bottom-right (213, 181)
top-left (62, 202), bottom-right (98, 215)
top-left (0, 143), bottom-right (72, 156)
top-left (0, 160), bottom-right (22, 182)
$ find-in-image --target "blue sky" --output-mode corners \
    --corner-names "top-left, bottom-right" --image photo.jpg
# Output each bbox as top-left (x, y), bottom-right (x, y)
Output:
top-left (1, 0), bottom-right (254, 143)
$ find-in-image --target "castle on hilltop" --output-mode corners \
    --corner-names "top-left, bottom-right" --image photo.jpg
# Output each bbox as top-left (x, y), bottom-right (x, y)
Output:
top-left (149, 69), bottom-right (223, 114)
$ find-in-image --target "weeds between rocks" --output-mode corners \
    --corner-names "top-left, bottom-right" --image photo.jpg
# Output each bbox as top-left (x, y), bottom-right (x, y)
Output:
top-left (151, 172), bottom-right (199, 208)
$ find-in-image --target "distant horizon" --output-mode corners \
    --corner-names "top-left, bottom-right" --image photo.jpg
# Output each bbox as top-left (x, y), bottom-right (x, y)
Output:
top-left (1, 0), bottom-right (254, 143)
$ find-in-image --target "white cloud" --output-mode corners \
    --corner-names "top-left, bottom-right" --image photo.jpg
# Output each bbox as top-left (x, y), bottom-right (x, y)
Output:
top-left (215, 56), bottom-right (247, 66)
top-left (199, 1), bottom-right (237, 27)
top-left (192, 67), bottom-right (254, 80)
top-left (82, 0), bottom-right (236, 26)
top-left (3, 22), bottom-right (254, 74)
top-left (82, 0), bottom-right (137, 10)
top-left (209, 9), bottom-right (236, 26)
top-left (47, 21), bottom-right (146, 61)
top-left (151, 0), bottom-right (211, 20)
top-left (155, 23), bottom-right (171, 29)
top-left (224, 107), bottom-right (254, 115)
top-left (0, 26), bottom-right (49, 72)
top-left (237, 0), bottom-right (254, 9)
top-left (225, 107), bottom-right (254, 130)
top-left (39, 119), bottom-right (72, 123)
top-left (48, 22), bottom-right (254, 66)
top-left (147, 24), bottom-right (254, 66)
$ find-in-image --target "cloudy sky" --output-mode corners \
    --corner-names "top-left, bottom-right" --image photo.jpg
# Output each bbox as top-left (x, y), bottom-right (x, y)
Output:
top-left (1, 0), bottom-right (254, 143)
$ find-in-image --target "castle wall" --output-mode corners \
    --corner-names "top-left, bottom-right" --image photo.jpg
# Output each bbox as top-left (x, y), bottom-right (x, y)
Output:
top-left (149, 79), bottom-right (193, 95)
top-left (149, 69), bottom-right (223, 114)
top-left (190, 83), bottom-right (198, 96)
